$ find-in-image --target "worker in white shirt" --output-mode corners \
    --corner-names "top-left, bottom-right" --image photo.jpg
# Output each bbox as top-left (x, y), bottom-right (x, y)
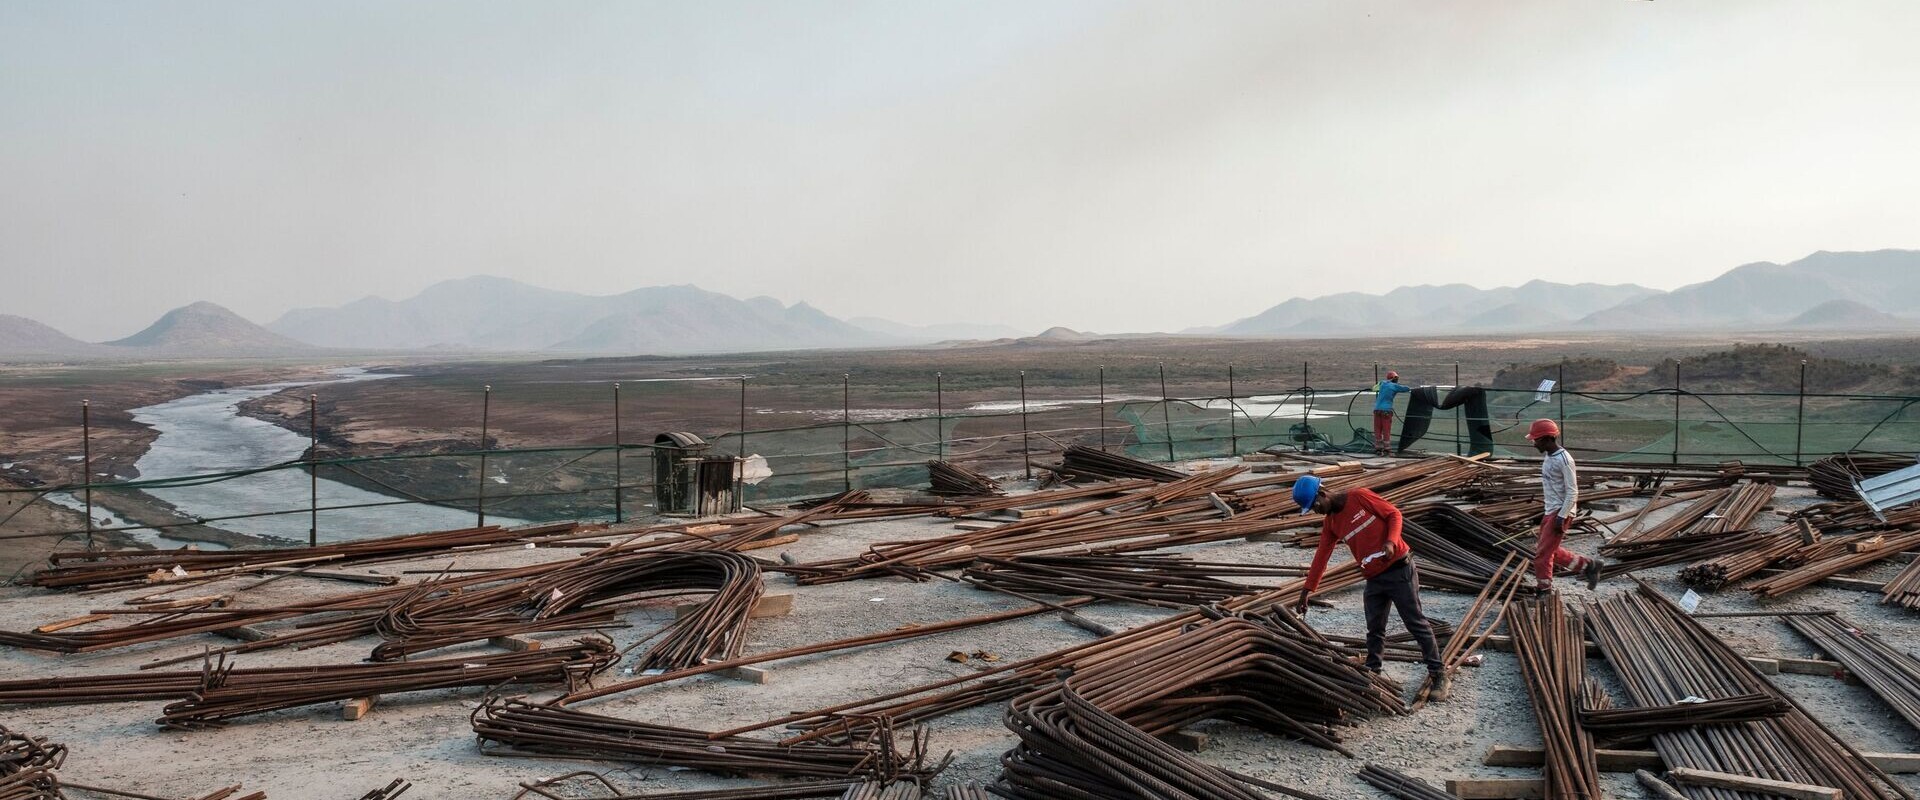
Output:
top-left (1525, 419), bottom-right (1603, 591)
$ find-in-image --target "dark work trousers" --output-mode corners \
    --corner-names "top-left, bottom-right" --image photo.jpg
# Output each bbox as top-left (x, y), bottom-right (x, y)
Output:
top-left (1363, 557), bottom-right (1444, 674)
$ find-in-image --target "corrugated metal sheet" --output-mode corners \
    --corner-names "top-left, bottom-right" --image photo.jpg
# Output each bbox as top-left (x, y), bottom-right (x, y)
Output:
top-left (1856, 460), bottom-right (1920, 522)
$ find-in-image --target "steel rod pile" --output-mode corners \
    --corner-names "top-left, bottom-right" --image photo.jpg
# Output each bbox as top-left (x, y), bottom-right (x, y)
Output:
top-left (1806, 453), bottom-right (1914, 500)
top-left (1398, 520), bottom-right (1538, 595)
top-left (1401, 503), bottom-right (1536, 565)
top-left (156, 638), bottom-right (615, 729)
top-left (1783, 613), bottom-right (1920, 735)
top-left (1355, 764), bottom-right (1453, 800)
top-left (1577, 693), bottom-right (1790, 748)
top-left (1678, 524), bottom-right (1804, 590)
top-left (1050, 445), bottom-right (1189, 482)
top-left (1586, 582), bottom-right (1909, 800)
top-left (474, 699), bottom-right (931, 781)
top-left (1507, 593), bottom-right (1601, 800)
top-left (30, 522), bottom-right (582, 591)
top-left (961, 554), bottom-right (1310, 608)
top-left (927, 461), bottom-right (1002, 497)
top-left (0, 725), bottom-right (63, 800)
top-left (1748, 530), bottom-right (1920, 599)
top-left (833, 782), bottom-right (919, 800)
top-left (509, 774), bottom-right (861, 800)
top-left (1886, 558), bottom-right (1920, 611)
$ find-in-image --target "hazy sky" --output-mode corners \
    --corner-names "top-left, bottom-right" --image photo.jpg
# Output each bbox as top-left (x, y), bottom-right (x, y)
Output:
top-left (4, 2), bottom-right (1918, 341)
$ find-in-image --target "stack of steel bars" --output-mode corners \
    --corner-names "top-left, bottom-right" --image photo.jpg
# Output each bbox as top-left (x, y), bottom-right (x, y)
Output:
top-left (509, 774), bottom-right (861, 800)
top-left (834, 782), bottom-right (920, 800)
top-left (474, 699), bottom-right (933, 781)
top-left (1782, 613), bottom-right (1920, 734)
top-left (1806, 452), bottom-right (1915, 500)
top-left (156, 638), bottom-right (617, 729)
top-left (1678, 523), bottom-right (1805, 590)
top-left (1356, 764), bottom-right (1453, 800)
top-left (1398, 520), bottom-right (1538, 595)
top-left (961, 554), bottom-right (1310, 608)
top-left (1049, 445), bottom-right (1189, 482)
top-left (1507, 592), bottom-right (1601, 800)
top-left (1886, 558), bottom-right (1920, 611)
top-left (927, 461), bottom-right (1002, 497)
top-left (1577, 693), bottom-right (1790, 748)
top-left (1748, 530), bottom-right (1920, 599)
top-left (355, 779), bottom-right (411, 800)
top-left (30, 522), bottom-right (583, 591)
top-left (1411, 553), bottom-right (1529, 709)
top-left (0, 725), bottom-right (63, 800)
top-left (1586, 582), bottom-right (1909, 800)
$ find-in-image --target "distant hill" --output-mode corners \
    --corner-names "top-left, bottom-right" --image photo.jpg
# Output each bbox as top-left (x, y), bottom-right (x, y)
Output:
top-left (1217, 280), bottom-right (1657, 336)
top-left (107, 302), bottom-right (311, 355)
top-left (1783, 299), bottom-right (1912, 330)
top-left (0, 314), bottom-right (94, 357)
top-left (1578, 250), bottom-right (1920, 329)
top-left (848, 317), bottom-right (1027, 343)
top-left (270, 277), bottom-right (887, 354)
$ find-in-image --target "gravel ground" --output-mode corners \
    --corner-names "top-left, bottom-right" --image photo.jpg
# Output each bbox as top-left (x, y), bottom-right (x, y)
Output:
top-left (1, 459), bottom-right (1917, 800)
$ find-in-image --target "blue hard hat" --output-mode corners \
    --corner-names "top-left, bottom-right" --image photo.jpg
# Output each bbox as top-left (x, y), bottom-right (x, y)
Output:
top-left (1292, 475), bottom-right (1322, 515)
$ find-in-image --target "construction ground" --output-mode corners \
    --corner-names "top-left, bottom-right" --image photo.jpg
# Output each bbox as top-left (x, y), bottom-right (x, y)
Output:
top-left (1, 450), bottom-right (1918, 800)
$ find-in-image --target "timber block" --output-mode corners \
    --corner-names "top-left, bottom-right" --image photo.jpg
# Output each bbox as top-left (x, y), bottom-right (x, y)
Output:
top-left (719, 666), bottom-right (771, 684)
top-left (1446, 778), bottom-right (1543, 799)
top-left (1250, 463), bottom-right (1297, 474)
top-left (1240, 453), bottom-right (1280, 462)
top-left (953, 521), bottom-right (997, 532)
top-left (738, 533), bottom-right (800, 553)
top-left (215, 625), bottom-right (273, 643)
top-left (1161, 730), bottom-right (1208, 752)
top-left (489, 635), bottom-right (541, 652)
top-left (342, 696), bottom-right (379, 721)
top-left (1483, 744), bottom-right (1662, 772)
top-left (749, 593), bottom-right (794, 619)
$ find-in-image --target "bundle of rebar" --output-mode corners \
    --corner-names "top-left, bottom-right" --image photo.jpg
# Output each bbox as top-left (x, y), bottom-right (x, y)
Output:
top-left (1748, 530), bottom-right (1920, 599)
top-left (1399, 520), bottom-right (1538, 595)
top-left (1411, 553), bottom-right (1530, 709)
top-left (1678, 523), bottom-right (1805, 590)
top-left (961, 554), bottom-right (1310, 608)
top-left (1586, 582), bottom-right (1909, 800)
top-left (939, 784), bottom-right (990, 800)
top-left (31, 522), bottom-right (582, 591)
top-left (474, 699), bottom-right (931, 781)
top-left (1806, 453), bottom-right (1915, 500)
top-left (1401, 503), bottom-right (1536, 565)
top-left (1577, 693), bottom-right (1791, 748)
top-left (1356, 764), bottom-right (1453, 800)
top-left (835, 782), bottom-right (920, 800)
top-left (927, 461), bottom-right (1002, 497)
top-left (156, 638), bottom-right (616, 729)
top-left (1508, 593), bottom-right (1601, 800)
top-left (1885, 558), bottom-right (1920, 611)
top-left (355, 779), bottom-right (411, 800)
top-left (0, 725), bottom-right (64, 800)
top-left (1050, 445), bottom-right (1189, 482)
top-left (508, 774), bottom-right (860, 800)
top-left (1783, 614), bottom-right (1920, 734)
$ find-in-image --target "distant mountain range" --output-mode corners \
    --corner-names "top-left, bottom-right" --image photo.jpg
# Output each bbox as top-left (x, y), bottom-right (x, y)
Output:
top-left (5, 250), bottom-right (1919, 361)
top-left (1205, 249), bottom-right (1920, 336)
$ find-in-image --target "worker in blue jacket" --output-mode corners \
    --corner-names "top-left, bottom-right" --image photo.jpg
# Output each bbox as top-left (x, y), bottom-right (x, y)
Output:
top-left (1373, 371), bottom-right (1410, 455)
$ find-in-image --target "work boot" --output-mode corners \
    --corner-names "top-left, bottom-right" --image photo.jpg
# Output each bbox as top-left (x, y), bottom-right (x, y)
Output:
top-left (1583, 558), bottom-right (1604, 591)
top-left (1427, 671), bottom-right (1450, 702)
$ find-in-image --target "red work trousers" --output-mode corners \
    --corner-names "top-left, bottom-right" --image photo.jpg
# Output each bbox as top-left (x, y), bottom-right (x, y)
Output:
top-left (1535, 513), bottom-right (1588, 585)
top-left (1373, 411), bottom-right (1393, 452)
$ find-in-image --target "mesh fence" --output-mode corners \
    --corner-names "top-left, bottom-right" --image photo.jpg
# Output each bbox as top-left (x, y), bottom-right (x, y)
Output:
top-left (7, 382), bottom-right (1919, 549)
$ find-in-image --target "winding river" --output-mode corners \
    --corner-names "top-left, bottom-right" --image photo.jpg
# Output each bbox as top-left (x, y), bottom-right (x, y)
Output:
top-left (125, 368), bottom-right (515, 543)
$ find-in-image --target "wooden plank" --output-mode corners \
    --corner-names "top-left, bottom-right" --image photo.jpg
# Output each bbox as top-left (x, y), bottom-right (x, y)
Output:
top-left (341, 695), bottom-right (378, 721)
top-left (1666, 767), bottom-right (1840, 800)
top-left (719, 666), bottom-right (770, 684)
top-left (748, 593), bottom-right (794, 619)
top-left (215, 625), bottom-right (273, 642)
top-left (34, 614), bottom-right (110, 634)
top-left (1746, 657), bottom-right (1781, 674)
top-left (953, 521), bottom-right (997, 532)
top-left (489, 635), bottom-right (541, 652)
top-left (1161, 730), bottom-right (1208, 752)
top-left (1446, 778), bottom-right (1543, 799)
top-left (736, 533), bottom-right (800, 553)
top-left (1482, 744), bottom-right (1662, 772)
top-left (1862, 752), bottom-right (1920, 774)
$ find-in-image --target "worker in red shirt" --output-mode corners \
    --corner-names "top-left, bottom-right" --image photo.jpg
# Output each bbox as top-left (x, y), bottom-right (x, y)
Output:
top-left (1290, 474), bottom-right (1448, 700)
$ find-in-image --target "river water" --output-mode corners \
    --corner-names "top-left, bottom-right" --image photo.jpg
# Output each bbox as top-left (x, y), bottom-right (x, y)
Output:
top-left (125, 368), bottom-right (514, 543)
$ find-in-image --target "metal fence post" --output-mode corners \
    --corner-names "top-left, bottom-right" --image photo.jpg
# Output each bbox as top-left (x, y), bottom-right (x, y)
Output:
top-left (1672, 363), bottom-right (1681, 466)
top-left (612, 382), bottom-right (623, 524)
top-left (935, 372), bottom-right (945, 460)
top-left (1097, 365), bottom-right (1106, 452)
top-left (1301, 361), bottom-right (1310, 432)
top-left (737, 376), bottom-right (749, 506)
top-left (843, 374), bottom-right (852, 491)
top-left (1227, 364), bottom-right (1238, 457)
top-left (1019, 371), bottom-right (1032, 479)
top-left (81, 399), bottom-right (93, 551)
top-left (1795, 360), bottom-right (1807, 466)
top-left (1159, 363), bottom-right (1175, 462)
top-left (1454, 362), bottom-right (1463, 456)
top-left (309, 393), bottom-right (319, 546)
top-left (478, 385), bottom-right (490, 528)
top-left (1557, 360), bottom-right (1566, 431)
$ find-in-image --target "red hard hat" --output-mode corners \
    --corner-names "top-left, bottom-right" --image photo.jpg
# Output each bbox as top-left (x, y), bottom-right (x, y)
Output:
top-left (1385, 371), bottom-right (1399, 381)
top-left (1526, 419), bottom-right (1561, 440)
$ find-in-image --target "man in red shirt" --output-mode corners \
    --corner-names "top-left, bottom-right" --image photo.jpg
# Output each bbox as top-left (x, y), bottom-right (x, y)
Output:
top-left (1290, 475), bottom-right (1448, 700)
